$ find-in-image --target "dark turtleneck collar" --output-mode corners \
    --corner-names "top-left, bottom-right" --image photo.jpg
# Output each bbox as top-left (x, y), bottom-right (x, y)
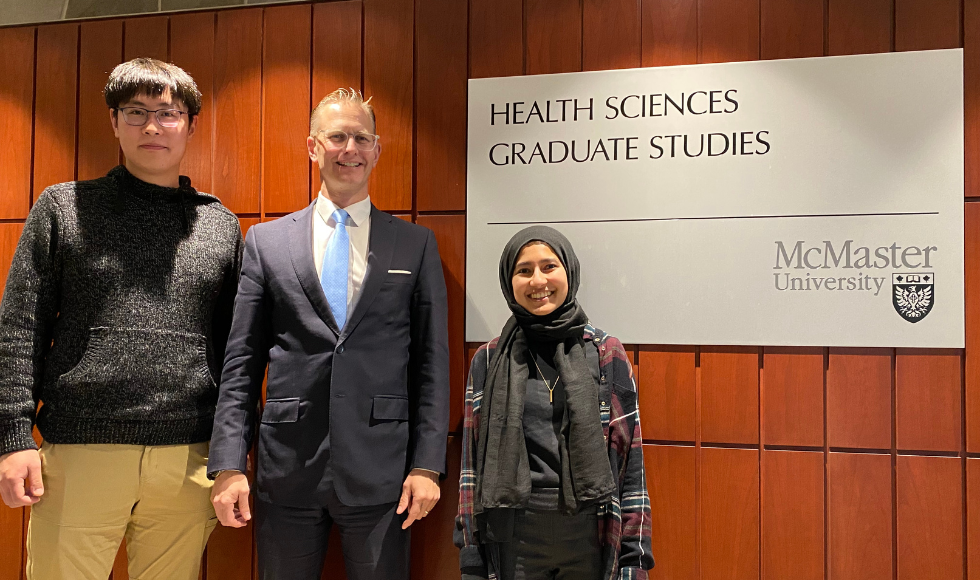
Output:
top-left (108, 165), bottom-right (195, 202)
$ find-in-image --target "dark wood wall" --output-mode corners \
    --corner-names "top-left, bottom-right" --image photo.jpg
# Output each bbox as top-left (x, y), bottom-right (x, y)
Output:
top-left (0, 0), bottom-right (978, 578)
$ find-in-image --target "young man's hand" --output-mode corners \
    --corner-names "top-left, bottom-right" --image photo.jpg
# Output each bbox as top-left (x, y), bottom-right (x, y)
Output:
top-left (211, 470), bottom-right (252, 527)
top-left (0, 449), bottom-right (43, 508)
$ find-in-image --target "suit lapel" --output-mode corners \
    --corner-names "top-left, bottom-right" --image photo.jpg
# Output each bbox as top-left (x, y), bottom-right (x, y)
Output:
top-left (289, 202), bottom-right (342, 336)
top-left (341, 206), bottom-right (397, 341)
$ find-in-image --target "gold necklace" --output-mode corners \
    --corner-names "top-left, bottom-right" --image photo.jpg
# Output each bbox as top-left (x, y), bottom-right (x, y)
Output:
top-left (528, 350), bottom-right (559, 404)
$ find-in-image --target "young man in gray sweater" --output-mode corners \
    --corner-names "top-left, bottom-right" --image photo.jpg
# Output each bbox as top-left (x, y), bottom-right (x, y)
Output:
top-left (0, 58), bottom-right (242, 580)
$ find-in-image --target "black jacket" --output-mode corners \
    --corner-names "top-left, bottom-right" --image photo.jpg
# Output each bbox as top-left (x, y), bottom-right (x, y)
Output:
top-left (207, 202), bottom-right (450, 507)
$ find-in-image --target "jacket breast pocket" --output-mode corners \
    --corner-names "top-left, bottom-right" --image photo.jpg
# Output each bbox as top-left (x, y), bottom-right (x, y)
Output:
top-left (371, 395), bottom-right (409, 422)
top-left (262, 398), bottom-right (300, 423)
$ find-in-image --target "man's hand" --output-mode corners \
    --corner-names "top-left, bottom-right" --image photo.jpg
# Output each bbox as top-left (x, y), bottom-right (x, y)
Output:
top-left (211, 470), bottom-right (251, 528)
top-left (0, 449), bottom-right (43, 508)
top-left (397, 469), bottom-right (440, 529)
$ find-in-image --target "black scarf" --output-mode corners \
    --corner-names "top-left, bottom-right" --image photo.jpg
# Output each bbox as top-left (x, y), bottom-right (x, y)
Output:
top-left (475, 226), bottom-right (616, 516)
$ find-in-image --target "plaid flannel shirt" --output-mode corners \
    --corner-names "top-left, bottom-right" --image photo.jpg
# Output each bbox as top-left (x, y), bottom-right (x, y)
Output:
top-left (454, 325), bottom-right (654, 580)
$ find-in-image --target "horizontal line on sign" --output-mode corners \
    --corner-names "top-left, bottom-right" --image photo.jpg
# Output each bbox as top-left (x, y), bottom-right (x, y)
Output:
top-left (487, 211), bottom-right (939, 226)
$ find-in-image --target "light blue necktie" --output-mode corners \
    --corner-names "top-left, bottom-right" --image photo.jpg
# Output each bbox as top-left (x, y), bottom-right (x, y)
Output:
top-left (320, 208), bottom-right (350, 330)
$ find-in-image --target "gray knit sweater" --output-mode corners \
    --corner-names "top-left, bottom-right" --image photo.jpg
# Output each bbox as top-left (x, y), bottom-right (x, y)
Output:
top-left (0, 166), bottom-right (243, 456)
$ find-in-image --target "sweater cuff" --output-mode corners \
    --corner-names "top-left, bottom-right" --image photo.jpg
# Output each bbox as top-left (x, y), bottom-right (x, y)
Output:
top-left (0, 418), bottom-right (38, 457)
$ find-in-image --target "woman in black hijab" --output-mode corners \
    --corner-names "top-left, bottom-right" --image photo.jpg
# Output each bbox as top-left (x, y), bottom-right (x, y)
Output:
top-left (455, 226), bottom-right (654, 580)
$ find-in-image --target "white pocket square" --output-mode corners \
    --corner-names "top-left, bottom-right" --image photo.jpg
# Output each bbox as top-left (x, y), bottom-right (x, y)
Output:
top-left (388, 269), bottom-right (412, 274)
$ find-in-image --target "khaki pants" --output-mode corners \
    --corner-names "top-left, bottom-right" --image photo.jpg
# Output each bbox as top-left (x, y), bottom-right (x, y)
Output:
top-left (26, 442), bottom-right (217, 580)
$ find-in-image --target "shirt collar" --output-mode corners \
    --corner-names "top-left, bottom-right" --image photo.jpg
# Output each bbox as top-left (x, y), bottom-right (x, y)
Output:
top-left (316, 193), bottom-right (372, 227)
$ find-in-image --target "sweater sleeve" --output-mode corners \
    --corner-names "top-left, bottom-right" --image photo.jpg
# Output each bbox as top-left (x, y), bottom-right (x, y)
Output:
top-left (210, 222), bottom-right (244, 383)
top-left (455, 346), bottom-right (489, 579)
top-left (0, 192), bottom-right (62, 456)
top-left (608, 337), bottom-right (654, 577)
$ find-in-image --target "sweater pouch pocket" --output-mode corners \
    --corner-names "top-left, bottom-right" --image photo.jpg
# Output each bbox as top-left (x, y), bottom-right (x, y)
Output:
top-left (58, 327), bottom-right (216, 419)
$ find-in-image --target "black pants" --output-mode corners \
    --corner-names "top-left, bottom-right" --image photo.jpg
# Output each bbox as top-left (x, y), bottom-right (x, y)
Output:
top-left (254, 482), bottom-right (409, 580)
top-left (496, 509), bottom-right (602, 580)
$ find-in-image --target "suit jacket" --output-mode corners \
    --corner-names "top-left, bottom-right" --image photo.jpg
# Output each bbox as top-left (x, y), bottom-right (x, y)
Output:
top-left (208, 202), bottom-right (450, 507)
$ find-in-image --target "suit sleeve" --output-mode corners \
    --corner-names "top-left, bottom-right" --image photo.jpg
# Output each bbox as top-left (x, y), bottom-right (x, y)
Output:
top-left (407, 228), bottom-right (450, 475)
top-left (207, 226), bottom-right (272, 476)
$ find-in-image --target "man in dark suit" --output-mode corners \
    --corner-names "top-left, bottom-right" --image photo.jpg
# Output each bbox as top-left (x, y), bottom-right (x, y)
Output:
top-left (207, 88), bottom-right (450, 580)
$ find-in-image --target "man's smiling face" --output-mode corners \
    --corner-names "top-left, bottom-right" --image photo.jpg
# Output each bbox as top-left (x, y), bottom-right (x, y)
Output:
top-left (308, 102), bottom-right (381, 204)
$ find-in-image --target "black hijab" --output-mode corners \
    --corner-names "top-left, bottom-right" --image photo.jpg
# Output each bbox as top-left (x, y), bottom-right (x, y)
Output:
top-left (475, 226), bottom-right (616, 516)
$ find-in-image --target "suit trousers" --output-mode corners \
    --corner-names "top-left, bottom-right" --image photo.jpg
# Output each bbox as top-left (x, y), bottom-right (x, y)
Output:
top-left (496, 508), bottom-right (602, 580)
top-left (255, 479), bottom-right (410, 580)
top-left (26, 442), bottom-right (216, 580)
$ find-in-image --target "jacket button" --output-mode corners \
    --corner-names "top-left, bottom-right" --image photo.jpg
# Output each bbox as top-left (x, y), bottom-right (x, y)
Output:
top-left (337, 345), bottom-right (345, 354)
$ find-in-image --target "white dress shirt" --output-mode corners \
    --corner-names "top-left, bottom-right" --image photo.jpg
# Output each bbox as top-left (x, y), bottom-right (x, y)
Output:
top-left (313, 194), bottom-right (372, 318)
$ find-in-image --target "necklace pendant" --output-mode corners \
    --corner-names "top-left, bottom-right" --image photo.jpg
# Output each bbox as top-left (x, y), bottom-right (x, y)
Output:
top-left (549, 389), bottom-right (554, 403)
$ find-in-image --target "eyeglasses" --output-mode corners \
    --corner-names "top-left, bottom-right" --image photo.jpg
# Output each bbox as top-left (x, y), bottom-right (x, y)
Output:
top-left (316, 130), bottom-right (380, 151)
top-left (114, 107), bottom-right (188, 128)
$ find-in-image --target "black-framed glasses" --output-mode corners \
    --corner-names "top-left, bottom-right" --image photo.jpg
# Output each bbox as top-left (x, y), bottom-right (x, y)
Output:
top-left (316, 130), bottom-right (380, 151)
top-left (114, 107), bottom-right (188, 128)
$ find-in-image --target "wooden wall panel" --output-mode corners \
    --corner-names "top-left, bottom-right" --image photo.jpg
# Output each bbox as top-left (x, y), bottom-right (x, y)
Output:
top-left (416, 216), bottom-right (466, 434)
top-left (700, 447), bottom-right (759, 580)
top-left (112, 540), bottom-right (129, 579)
top-left (124, 16), bottom-right (169, 61)
top-left (646, 444), bottom-right (696, 580)
top-left (239, 217), bottom-right (259, 238)
top-left (829, 452), bottom-right (892, 580)
top-left (312, 1), bottom-right (362, 97)
top-left (700, 346), bottom-right (759, 444)
top-left (638, 346), bottom-right (696, 441)
top-left (760, 0), bottom-right (824, 59)
top-left (212, 9), bottom-right (262, 213)
top-left (33, 24), bottom-right (79, 201)
top-left (262, 4), bottom-right (312, 215)
top-left (416, 0), bottom-right (467, 211)
top-left (410, 437), bottom-right (461, 580)
top-left (364, 0), bottom-right (414, 212)
top-left (205, 524), bottom-right (252, 579)
top-left (583, 0), bottom-right (641, 71)
top-left (827, 348), bottom-right (892, 449)
top-left (641, 0), bottom-right (698, 67)
top-left (311, 1), bottom-right (362, 201)
top-left (894, 0), bottom-right (961, 51)
top-left (968, 204), bottom-right (980, 452)
top-left (896, 349), bottom-right (962, 452)
top-left (0, 27), bottom-right (36, 220)
top-left (320, 529), bottom-right (350, 580)
top-left (0, 224), bottom-right (26, 303)
top-left (969, 459), bottom-right (980, 580)
top-left (78, 20), bottom-right (123, 181)
top-left (170, 12), bottom-right (215, 195)
top-left (699, 0), bottom-right (760, 63)
top-left (763, 347), bottom-right (823, 447)
top-left (468, 0), bottom-right (523, 78)
top-left (967, 0), bottom-right (980, 200)
top-left (896, 455), bottom-right (963, 580)
top-left (525, 0), bottom-right (582, 74)
top-left (763, 450), bottom-right (823, 580)
top-left (828, 0), bottom-right (892, 55)
top-left (0, 506), bottom-right (22, 580)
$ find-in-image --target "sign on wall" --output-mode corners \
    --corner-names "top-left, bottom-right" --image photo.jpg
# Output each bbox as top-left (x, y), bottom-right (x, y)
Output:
top-left (466, 49), bottom-right (964, 348)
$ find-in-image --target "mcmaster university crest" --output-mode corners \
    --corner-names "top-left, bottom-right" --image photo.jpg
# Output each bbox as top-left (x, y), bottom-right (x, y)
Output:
top-left (892, 273), bottom-right (934, 323)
